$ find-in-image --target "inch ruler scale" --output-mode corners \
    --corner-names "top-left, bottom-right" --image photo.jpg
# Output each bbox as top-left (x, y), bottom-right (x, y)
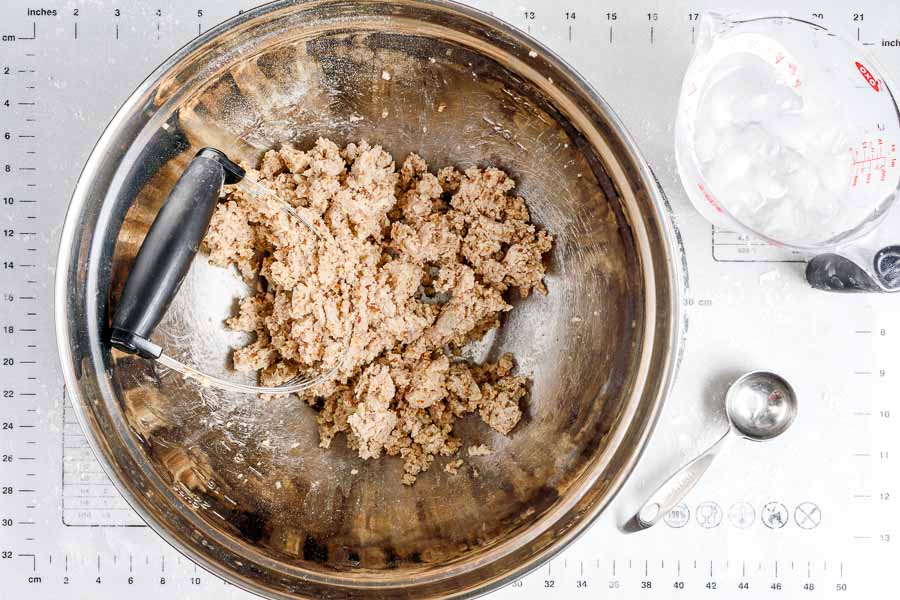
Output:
top-left (1, 0), bottom-right (899, 598)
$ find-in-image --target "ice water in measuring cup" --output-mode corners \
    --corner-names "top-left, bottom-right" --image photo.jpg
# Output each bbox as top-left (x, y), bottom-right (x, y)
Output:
top-left (675, 12), bottom-right (900, 249)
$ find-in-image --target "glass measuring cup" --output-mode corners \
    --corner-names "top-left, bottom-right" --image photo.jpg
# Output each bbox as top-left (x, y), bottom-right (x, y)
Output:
top-left (675, 12), bottom-right (900, 291)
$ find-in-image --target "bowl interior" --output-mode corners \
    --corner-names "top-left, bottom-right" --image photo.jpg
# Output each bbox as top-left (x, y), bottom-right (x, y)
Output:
top-left (61, 2), bottom-right (676, 597)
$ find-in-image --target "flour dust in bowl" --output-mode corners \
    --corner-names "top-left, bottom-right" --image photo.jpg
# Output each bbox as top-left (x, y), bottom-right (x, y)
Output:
top-left (55, 1), bottom-right (682, 598)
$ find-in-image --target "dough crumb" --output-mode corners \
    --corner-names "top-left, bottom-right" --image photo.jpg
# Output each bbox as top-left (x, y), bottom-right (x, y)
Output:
top-left (468, 444), bottom-right (493, 456)
top-left (206, 139), bottom-right (553, 484)
top-left (444, 459), bottom-right (464, 475)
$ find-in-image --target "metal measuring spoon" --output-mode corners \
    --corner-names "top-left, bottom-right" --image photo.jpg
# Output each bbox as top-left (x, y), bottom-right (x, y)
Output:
top-left (629, 371), bottom-right (798, 531)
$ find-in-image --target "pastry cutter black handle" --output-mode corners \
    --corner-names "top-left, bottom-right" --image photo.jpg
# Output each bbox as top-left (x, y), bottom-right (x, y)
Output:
top-left (109, 148), bottom-right (244, 358)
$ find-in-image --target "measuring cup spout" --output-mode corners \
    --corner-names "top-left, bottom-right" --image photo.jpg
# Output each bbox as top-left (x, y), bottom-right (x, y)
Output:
top-left (696, 10), bottom-right (792, 53)
top-left (694, 12), bottom-right (728, 54)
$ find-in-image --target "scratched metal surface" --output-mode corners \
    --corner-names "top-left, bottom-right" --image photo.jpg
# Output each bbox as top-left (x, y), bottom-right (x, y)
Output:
top-left (0, 0), bottom-right (899, 598)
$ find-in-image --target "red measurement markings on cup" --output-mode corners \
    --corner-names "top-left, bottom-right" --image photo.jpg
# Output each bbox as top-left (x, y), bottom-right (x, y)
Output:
top-left (850, 138), bottom-right (897, 186)
top-left (697, 183), bottom-right (723, 213)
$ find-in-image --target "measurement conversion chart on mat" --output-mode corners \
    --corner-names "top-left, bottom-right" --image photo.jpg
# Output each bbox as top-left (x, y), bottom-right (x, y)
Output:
top-left (1, 0), bottom-right (900, 598)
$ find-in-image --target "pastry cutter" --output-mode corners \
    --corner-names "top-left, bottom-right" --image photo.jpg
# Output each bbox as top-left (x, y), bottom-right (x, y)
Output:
top-left (109, 147), bottom-right (343, 394)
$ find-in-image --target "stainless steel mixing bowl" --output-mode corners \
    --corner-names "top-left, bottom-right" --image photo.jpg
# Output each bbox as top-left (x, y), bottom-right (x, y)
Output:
top-left (55, 1), bottom-right (685, 598)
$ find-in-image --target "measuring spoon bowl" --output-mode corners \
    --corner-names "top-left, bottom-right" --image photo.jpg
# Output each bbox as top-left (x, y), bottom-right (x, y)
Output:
top-left (726, 371), bottom-right (798, 442)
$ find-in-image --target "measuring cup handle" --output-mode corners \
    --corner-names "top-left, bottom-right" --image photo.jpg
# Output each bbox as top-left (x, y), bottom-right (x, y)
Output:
top-left (109, 148), bottom-right (244, 358)
top-left (805, 253), bottom-right (884, 293)
top-left (874, 246), bottom-right (900, 290)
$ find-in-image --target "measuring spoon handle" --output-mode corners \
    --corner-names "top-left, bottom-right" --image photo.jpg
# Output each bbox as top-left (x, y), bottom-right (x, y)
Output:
top-left (632, 430), bottom-right (731, 530)
top-left (109, 148), bottom-right (243, 358)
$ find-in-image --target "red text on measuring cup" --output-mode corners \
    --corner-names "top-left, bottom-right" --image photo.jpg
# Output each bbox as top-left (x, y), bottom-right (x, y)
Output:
top-left (855, 61), bottom-right (880, 93)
